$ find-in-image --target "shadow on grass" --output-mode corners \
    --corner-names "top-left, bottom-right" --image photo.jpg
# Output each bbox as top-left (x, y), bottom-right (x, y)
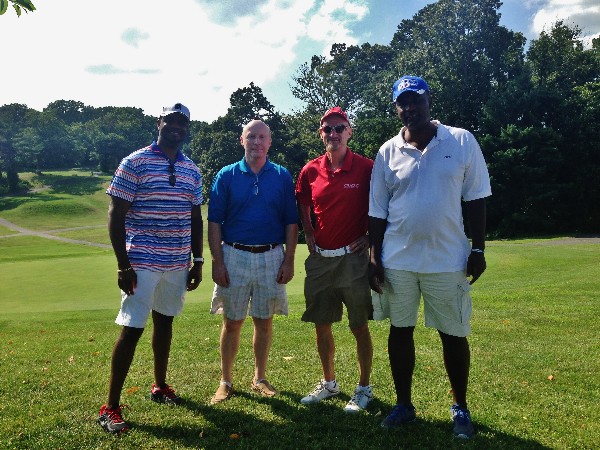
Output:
top-left (34, 173), bottom-right (107, 195)
top-left (0, 192), bottom-right (64, 212)
top-left (131, 392), bottom-right (551, 449)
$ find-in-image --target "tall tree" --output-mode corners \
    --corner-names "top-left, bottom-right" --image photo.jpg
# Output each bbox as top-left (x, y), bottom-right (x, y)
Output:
top-left (191, 83), bottom-right (292, 199)
top-left (524, 21), bottom-right (600, 233)
top-left (0, 103), bottom-right (31, 191)
top-left (386, 0), bottom-right (526, 132)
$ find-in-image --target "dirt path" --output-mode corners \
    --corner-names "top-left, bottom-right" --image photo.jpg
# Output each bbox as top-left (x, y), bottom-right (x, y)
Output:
top-left (1, 217), bottom-right (598, 249)
top-left (0, 217), bottom-right (111, 249)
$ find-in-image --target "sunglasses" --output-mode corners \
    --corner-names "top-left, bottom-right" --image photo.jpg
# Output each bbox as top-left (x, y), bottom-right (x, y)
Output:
top-left (320, 124), bottom-right (348, 134)
top-left (168, 162), bottom-right (176, 187)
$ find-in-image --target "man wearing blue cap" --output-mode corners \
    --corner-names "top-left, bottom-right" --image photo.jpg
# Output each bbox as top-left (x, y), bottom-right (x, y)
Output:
top-left (98, 103), bottom-right (204, 434)
top-left (368, 76), bottom-right (491, 439)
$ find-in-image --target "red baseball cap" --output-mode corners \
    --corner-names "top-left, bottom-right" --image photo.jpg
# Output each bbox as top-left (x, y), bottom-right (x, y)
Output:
top-left (320, 106), bottom-right (349, 125)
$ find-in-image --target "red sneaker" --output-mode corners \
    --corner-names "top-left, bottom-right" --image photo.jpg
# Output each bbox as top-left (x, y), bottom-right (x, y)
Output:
top-left (150, 383), bottom-right (183, 405)
top-left (97, 404), bottom-right (130, 434)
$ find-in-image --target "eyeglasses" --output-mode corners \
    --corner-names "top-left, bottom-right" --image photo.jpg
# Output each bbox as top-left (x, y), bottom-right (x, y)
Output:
top-left (168, 162), bottom-right (176, 187)
top-left (320, 124), bottom-right (348, 134)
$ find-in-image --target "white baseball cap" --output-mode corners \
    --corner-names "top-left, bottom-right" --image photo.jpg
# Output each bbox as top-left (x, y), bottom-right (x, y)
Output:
top-left (160, 103), bottom-right (190, 121)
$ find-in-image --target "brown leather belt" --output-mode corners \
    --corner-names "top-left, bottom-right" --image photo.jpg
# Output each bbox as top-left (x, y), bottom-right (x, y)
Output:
top-left (225, 242), bottom-right (279, 253)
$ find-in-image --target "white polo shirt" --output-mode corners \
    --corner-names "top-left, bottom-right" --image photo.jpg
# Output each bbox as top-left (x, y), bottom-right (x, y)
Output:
top-left (369, 121), bottom-right (491, 273)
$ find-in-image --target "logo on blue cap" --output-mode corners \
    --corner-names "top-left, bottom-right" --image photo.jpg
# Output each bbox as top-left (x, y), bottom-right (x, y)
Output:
top-left (392, 76), bottom-right (430, 102)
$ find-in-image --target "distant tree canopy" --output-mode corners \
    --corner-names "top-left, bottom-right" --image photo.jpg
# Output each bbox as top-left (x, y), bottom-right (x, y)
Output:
top-left (0, 0), bottom-right (35, 16)
top-left (2, 0), bottom-right (599, 237)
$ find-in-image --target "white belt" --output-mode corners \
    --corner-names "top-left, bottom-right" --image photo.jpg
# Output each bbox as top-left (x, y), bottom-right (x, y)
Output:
top-left (315, 244), bottom-right (351, 257)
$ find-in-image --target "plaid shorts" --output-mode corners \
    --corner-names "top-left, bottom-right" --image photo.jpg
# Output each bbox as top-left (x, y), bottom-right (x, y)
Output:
top-left (210, 244), bottom-right (288, 320)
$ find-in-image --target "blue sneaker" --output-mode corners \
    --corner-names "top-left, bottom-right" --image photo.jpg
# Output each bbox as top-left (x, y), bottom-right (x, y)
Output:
top-left (451, 404), bottom-right (475, 439)
top-left (381, 403), bottom-right (417, 429)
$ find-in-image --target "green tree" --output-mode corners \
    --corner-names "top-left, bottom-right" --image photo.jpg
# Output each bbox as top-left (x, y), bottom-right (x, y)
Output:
top-left (13, 127), bottom-right (43, 172)
top-left (386, 0), bottom-right (526, 132)
top-left (0, 0), bottom-right (35, 16)
top-left (0, 103), bottom-right (31, 192)
top-left (524, 21), bottom-right (600, 233)
top-left (191, 83), bottom-right (295, 199)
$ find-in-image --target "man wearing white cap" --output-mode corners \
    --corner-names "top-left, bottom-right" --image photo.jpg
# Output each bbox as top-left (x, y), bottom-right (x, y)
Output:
top-left (98, 103), bottom-right (204, 434)
top-left (369, 76), bottom-right (491, 439)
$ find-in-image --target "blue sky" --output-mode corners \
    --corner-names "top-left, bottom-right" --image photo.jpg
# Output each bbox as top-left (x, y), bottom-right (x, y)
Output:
top-left (1, 0), bottom-right (598, 122)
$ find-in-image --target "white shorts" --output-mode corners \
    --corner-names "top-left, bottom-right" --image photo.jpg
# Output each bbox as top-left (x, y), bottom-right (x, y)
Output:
top-left (372, 269), bottom-right (472, 337)
top-left (210, 244), bottom-right (288, 320)
top-left (115, 269), bottom-right (188, 328)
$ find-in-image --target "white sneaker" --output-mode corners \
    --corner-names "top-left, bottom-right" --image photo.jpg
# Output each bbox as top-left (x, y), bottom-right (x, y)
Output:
top-left (300, 380), bottom-right (340, 405)
top-left (343, 385), bottom-right (373, 413)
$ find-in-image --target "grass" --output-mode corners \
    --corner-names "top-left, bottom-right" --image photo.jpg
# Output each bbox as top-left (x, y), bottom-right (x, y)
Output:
top-left (1, 171), bottom-right (599, 449)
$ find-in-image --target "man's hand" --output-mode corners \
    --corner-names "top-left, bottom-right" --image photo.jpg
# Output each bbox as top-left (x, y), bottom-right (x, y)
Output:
top-left (304, 232), bottom-right (316, 254)
top-left (368, 260), bottom-right (385, 294)
top-left (466, 251), bottom-right (486, 284)
top-left (212, 262), bottom-right (230, 288)
top-left (348, 235), bottom-right (369, 255)
top-left (187, 263), bottom-right (203, 291)
top-left (117, 268), bottom-right (137, 296)
top-left (277, 257), bottom-right (294, 284)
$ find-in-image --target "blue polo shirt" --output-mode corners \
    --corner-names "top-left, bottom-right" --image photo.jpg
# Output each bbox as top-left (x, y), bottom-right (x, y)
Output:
top-left (107, 142), bottom-right (203, 271)
top-left (208, 158), bottom-right (298, 245)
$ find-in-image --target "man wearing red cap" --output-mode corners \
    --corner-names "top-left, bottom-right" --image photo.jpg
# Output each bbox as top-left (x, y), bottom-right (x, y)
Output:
top-left (295, 107), bottom-right (374, 413)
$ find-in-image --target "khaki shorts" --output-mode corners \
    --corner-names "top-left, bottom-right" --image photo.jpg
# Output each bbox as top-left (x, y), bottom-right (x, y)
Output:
top-left (302, 252), bottom-right (372, 329)
top-left (115, 269), bottom-right (188, 328)
top-left (372, 269), bottom-right (472, 337)
top-left (210, 244), bottom-right (288, 320)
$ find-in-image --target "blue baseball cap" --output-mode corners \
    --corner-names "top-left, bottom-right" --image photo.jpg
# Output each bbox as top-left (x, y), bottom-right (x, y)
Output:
top-left (392, 76), bottom-right (430, 102)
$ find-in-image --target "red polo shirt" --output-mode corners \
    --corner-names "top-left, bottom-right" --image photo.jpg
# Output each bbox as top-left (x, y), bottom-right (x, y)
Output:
top-left (296, 149), bottom-right (373, 249)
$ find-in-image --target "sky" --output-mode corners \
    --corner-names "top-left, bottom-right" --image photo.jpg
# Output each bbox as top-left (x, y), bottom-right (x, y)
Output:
top-left (1, 0), bottom-right (598, 123)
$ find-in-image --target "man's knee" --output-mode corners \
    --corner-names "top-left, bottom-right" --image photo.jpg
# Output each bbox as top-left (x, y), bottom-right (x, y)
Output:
top-left (350, 322), bottom-right (370, 340)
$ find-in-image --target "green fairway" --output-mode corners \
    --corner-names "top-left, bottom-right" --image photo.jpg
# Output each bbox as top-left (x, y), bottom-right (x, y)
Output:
top-left (1, 171), bottom-right (598, 449)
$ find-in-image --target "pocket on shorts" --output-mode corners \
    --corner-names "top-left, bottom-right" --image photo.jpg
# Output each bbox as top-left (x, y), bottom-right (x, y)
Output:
top-left (371, 291), bottom-right (388, 321)
top-left (456, 279), bottom-right (472, 324)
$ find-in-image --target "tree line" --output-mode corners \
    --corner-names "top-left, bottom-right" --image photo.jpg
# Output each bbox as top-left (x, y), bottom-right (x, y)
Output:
top-left (1, 0), bottom-right (598, 237)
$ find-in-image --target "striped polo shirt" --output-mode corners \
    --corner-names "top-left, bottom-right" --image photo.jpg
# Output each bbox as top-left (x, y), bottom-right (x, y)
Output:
top-left (106, 142), bottom-right (203, 271)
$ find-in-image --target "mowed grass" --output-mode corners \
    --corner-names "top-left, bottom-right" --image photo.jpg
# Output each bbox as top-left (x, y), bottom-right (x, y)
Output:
top-left (1, 172), bottom-right (599, 449)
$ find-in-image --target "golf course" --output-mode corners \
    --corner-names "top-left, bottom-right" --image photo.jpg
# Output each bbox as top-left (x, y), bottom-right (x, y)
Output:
top-left (1, 170), bottom-right (598, 449)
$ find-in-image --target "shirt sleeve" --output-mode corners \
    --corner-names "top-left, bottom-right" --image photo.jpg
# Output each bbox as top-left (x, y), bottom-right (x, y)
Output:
top-left (368, 150), bottom-right (390, 219)
top-left (295, 166), bottom-right (312, 206)
top-left (460, 131), bottom-right (492, 202)
top-left (207, 168), bottom-right (228, 223)
top-left (106, 157), bottom-right (138, 202)
top-left (283, 168), bottom-right (299, 225)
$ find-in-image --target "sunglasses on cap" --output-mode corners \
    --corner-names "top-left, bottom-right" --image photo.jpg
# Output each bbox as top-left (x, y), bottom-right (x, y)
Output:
top-left (320, 124), bottom-right (348, 134)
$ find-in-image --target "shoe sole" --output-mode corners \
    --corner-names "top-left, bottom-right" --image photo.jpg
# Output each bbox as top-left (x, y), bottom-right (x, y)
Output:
top-left (150, 395), bottom-right (183, 405)
top-left (98, 418), bottom-right (129, 434)
top-left (251, 385), bottom-right (277, 397)
top-left (300, 392), bottom-right (340, 405)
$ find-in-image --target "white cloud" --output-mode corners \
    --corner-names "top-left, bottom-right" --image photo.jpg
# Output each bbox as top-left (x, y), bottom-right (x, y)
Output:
top-left (0, 0), bottom-right (371, 122)
top-left (532, 0), bottom-right (600, 45)
top-left (306, 0), bottom-right (369, 55)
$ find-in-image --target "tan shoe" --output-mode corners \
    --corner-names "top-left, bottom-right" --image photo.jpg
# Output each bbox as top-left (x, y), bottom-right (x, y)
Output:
top-left (210, 382), bottom-right (233, 404)
top-left (251, 379), bottom-right (277, 397)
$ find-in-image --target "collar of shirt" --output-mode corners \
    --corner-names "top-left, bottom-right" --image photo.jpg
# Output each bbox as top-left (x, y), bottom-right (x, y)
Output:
top-left (239, 157), bottom-right (274, 175)
top-left (150, 141), bottom-right (185, 162)
top-left (319, 147), bottom-right (355, 172)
